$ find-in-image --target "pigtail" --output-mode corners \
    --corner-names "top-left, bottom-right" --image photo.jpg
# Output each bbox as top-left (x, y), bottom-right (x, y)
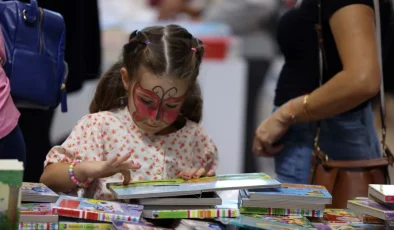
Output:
top-left (181, 82), bottom-right (203, 123)
top-left (192, 38), bottom-right (205, 64)
top-left (89, 62), bottom-right (125, 113)
top-left (180, 37), bottom-right (205, 123)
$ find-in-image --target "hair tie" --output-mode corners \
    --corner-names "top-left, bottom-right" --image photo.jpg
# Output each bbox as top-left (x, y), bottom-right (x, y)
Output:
top-left (191, 48), bottom-right (196, 52)
top-left (136, 30), bottom-right (150, 45)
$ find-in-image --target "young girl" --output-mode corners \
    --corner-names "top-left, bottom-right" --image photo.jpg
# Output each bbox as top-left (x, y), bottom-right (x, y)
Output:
top-left (40, 25), bottom-right (218, 200)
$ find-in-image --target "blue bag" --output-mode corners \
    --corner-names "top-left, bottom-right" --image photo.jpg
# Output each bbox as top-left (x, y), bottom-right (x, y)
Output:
top-left (0, 0), bottom-right (68, 112)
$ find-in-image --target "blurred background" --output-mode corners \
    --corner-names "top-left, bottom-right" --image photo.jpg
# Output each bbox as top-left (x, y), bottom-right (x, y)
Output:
top-left (49, 0), bottom-right (298, 178)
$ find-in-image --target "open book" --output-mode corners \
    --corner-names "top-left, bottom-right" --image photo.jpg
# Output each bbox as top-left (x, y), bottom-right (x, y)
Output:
top-left (106, 173), bottom-right (281, 199)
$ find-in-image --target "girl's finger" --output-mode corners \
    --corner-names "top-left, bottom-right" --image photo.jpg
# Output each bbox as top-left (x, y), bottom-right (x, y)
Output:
top-left (118, 161), bottom-right (141, 170)
top-left (206, 169), bottom-right (215, 177)
top-left (182, 168), bottom-right (198, 179)
top-left (112, 152), bottom-right (132, 167)
top-left (105, 156), bottom-right (119, 168)
top-left (193, 168), bottom-right (206, 178)
top-left (120, 169), bottom-right (131, 185)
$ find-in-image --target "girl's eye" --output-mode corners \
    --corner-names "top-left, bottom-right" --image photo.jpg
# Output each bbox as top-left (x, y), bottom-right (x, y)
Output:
top-left (165, 104), bottom-right (179, 109)
top-left (139, 97), bottom-right (153, 105)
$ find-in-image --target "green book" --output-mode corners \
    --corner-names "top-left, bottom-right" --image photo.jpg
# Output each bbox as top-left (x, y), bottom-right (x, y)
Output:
top-left (0, 160), bottom-right (24, 230)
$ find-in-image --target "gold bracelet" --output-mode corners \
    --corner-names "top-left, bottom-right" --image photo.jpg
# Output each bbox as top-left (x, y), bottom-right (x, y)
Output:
top-left (303, 94), bottom-right (312, 121)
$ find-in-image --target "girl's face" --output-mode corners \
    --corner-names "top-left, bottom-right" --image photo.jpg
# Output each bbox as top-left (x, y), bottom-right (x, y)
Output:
top-left (121, 67), bottom-right (188, 134)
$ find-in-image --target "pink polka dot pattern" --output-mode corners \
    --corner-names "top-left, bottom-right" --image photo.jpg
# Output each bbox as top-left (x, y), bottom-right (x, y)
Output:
top-left (44, 108), bottom-right (218, 200)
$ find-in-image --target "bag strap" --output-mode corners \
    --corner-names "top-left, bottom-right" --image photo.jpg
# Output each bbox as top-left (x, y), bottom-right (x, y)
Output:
top-left (314, 0), bottom-right (388, 153)
top-left (373, 0), bottom-right (388, 151)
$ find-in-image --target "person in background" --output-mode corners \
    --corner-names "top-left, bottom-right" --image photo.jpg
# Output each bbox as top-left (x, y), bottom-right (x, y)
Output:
top-left (0, 29), bottom-right (26, 165)
top-left (253, 0), bottom-right (393, 184)
top-left (40, 25), bottom-right (218, 200)
top-left (19, 0), bottom-right (101, 183)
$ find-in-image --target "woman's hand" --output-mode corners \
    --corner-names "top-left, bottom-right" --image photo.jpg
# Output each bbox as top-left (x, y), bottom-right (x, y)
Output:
top-left (253, 104), bottom-right (293, 157)
top-left (178, 168), bottom-right (215, 180)
top-left (78, 152), bottom-right (141, 185)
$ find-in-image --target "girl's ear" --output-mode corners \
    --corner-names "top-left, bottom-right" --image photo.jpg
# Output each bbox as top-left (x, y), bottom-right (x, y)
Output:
top-left (120, 67), bottom-right (130, 90)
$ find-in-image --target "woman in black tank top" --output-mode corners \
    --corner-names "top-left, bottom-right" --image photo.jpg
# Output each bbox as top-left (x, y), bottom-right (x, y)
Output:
top-left (253, 0), bottom-right (393, 184)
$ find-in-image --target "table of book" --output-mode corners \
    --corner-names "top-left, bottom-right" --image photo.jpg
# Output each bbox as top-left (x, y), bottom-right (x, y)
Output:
top-left (8, 173), bottom-right (394, 229)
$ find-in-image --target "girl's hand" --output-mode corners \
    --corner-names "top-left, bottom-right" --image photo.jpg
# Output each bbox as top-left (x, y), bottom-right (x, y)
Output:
top-left (178, 168), bottom-right (215, 180)
top-left (253, 105), bottom-right (292, 157)
top-left (79, 152), bottom-right (141, 185)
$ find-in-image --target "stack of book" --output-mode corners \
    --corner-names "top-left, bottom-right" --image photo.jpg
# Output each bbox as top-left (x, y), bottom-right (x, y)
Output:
top-left (53, 195), bottom-right (144, 229)
top-left (219, 208), bottom-right (387, 229)
top-left (106, 173), bottom-right (281, 220)
top-left (238, 184), bottom-right (332, 218)
top-left (0, 159), bottom-right (24, 230)
top-left (347, 184), bottom-right (394, 228)
top-left (20, 182), bottom-right (59, 229)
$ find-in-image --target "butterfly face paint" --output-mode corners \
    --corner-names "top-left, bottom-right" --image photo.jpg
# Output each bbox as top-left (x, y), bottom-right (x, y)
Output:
top-left (132, 82), bottom-right (186, 125)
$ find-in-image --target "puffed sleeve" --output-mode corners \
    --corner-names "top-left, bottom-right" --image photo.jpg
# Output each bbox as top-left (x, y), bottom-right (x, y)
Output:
top-left (192, 125), bottom-right (219, 173)
top-left (44, 113), bottom-right (105, 167)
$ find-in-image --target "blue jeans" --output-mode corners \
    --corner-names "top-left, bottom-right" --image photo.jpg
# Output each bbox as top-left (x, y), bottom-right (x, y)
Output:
top-left (0, 125), bottom-right (26, 167)
top-left (274, 102), bottom-right (381, 184)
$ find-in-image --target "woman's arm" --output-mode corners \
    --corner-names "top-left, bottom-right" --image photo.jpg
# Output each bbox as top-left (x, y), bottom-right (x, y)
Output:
top-left (277, 4), bottom-right (380, 125)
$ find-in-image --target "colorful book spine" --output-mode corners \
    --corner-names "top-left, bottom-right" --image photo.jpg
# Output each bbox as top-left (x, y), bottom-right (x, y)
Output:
top-left (240, 207), bottom-right (323, 217)
top-left (384, 196), bottom-right (394, 202)
top-left (150, 208), bottom-right (239, 219)
top-left (52, 207), bottom-right (139, 222)
top-left (19, 222), bottom-right (58, 230)
top-left (58, 222), bottom-right (112, 230)
top-left (357, 213), bottom-right (384, 224)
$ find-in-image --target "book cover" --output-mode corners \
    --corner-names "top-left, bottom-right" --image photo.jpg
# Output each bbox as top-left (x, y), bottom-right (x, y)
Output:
top-left (179, 219), bottom-right (225, 230)
top-left (0, 160), bottom-right (24, 230)
top-left (112, 220), bottom-right (172, 230)
top-left (19, 222), bottom-right (58, 230)
top-left (369, 184), bottom-right (394, 203)
top-left (324, 209), bottom-right (362, 224)
top-left (219, 215), bottom-right (310, 230)
top-left (240, 206), bottom-right (324, 218)
top-left (107, 173), bottom-right (281, 199)
top-left (58, 221), bottom-right (112, 230)
top-left (53, 195), bottom-right (143, 222)
top-left (356, 213), bottom-right (384, 224)
top-left (20, 203), bottom-right (58, 223)
top-left (20, 203), bottom-right (52, 215)
top-left (246, 183), bottom-right (332, 202)
top-left (245, 214), bottom-right (315, 228)
top-left (312, 223), bottom-right (332, 230)
top-left (21, 182), bottom-right (58, 202)
top-left (348, 200), bottom-right (394, 220)
top-left (328, 223), bottom-right (385, 230)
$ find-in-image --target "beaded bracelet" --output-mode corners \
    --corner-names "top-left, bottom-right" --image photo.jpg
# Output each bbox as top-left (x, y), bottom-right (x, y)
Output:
top-left (69, 159), bottom-right (84, 187)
